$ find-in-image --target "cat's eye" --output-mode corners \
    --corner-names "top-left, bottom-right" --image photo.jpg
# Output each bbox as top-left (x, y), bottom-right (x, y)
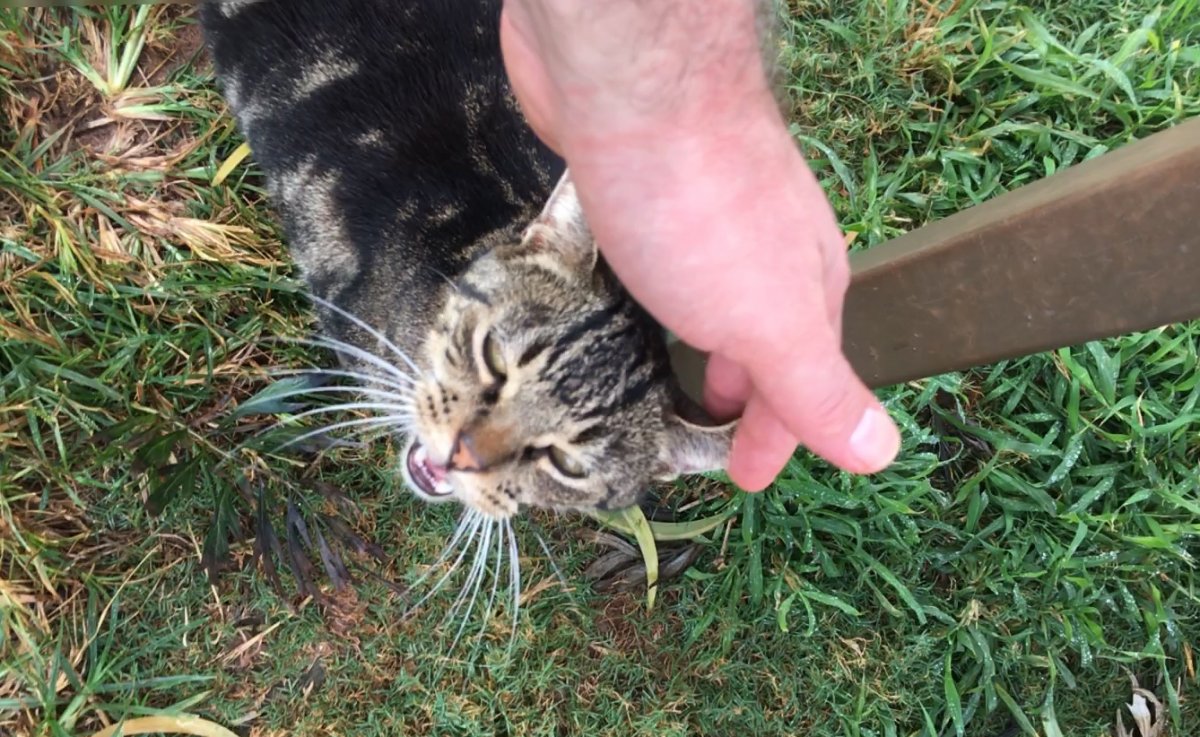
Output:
top-left (482, 331), bottom-right (507, 380)
top-left (547, 445), bottom-right (586, 479)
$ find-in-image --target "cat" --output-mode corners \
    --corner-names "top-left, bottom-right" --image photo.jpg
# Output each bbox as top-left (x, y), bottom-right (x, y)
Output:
top-left (198, 0), bottom-right (736, 522)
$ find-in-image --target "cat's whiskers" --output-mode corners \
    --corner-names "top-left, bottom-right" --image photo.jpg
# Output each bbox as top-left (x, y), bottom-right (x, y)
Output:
top-left (288, 336), bottom-right (418, 387)
top-left (255, 383), bottom-right (416, 407)
top-left (451, 514), bottom-right (508, 660)
top-left (443, 518), bottom-right (494, 651)
top-left (479, 521), bottom-right (506, 643)
top-left (323, 419), bottom-right (417, 445)
top-left (271, 414), bottom-right (417, 454)
top-left (443, 519), bottom-right (489, 625)
top-left (398, 510), bottom-right (523, 659)
top-left (264, 333), bottom-right (417, 388)
top-left (273, 406), bottom-right (417, 449)
top-left (264, 396), bottom-right (413, 438)
top-left (531, 528), bottom-right (572, 596)
top-left (509, 509), bottom-right (575, 608)
top-left (404, 511), bottom-right (487, 618)
top-left (505, 517), bottom-right (522, 658)
top-left (403, 509), bottom-right (479, 597)
top-left (431, 268), bottom-right (459, 293)
top-left (252, 367), bottom-right (417, 454)
top-left (275, 367), bottom-right (414, 395)
top-left (284, 400), bottom-right (416, 419)
top-left (309, 295), bottom-right (426, 379)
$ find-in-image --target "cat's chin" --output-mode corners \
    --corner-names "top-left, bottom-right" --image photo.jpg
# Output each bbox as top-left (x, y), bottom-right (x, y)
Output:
top-left (402, 438), bottom-right (456, 502)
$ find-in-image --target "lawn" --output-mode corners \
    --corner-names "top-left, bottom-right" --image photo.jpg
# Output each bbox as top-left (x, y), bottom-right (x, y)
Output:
top-left (2, 1), bottom-right (1198, 736)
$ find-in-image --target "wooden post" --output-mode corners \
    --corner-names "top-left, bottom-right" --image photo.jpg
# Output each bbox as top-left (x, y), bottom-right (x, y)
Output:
top-left (670, 116), bottom-right (1200, 398)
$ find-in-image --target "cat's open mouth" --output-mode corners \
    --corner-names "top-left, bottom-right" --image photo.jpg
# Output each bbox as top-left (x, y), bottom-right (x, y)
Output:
top-left (406, 441), bottom-right (454, 497)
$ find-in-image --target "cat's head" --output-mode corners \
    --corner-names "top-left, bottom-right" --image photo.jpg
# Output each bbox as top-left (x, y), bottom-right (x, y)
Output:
top-left (401, 171), bottom-right (735, 518)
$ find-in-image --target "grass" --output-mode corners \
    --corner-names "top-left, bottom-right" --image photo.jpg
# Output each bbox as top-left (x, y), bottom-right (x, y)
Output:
top-left (1, 1), bottom-right (1198, 735)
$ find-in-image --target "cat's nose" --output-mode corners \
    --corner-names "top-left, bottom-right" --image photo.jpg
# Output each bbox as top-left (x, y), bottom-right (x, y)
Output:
top-left (449, 431), bottom-right (483, 471)
top-left (448, 422), bottom-right (515, 472)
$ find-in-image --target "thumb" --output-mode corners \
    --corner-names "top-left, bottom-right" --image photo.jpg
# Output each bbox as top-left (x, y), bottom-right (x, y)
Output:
top-left (755, 332), bottom-right (900, 475)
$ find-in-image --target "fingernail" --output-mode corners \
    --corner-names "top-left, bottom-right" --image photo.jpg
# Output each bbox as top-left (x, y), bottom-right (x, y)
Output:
top-left (849, 407), bottom-right (900, 471)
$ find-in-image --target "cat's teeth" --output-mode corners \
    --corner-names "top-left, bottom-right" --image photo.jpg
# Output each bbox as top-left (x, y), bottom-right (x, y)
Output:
top-left (418, 445), bottom-right (448, 482)
top-left (408, 441), bottom-right (453, 497)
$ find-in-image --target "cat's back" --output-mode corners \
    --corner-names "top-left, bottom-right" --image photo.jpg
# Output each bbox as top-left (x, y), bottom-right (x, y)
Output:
top-left (200, 0), bottom-right (561, 346)
top-left (203, 1), bottom-right (514, 169)
top-left (201, 0), bottom-right (557, 211)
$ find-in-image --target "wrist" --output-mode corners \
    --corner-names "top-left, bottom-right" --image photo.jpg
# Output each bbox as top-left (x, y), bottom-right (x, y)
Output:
top-left (556, 74), bottom-right (787, 163)
top-left (560, 101), bottom-right (817, 241)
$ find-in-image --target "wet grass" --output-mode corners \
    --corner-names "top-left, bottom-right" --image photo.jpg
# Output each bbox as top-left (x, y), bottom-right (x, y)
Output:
top-left (2, 2), bottom-right (1199, 735)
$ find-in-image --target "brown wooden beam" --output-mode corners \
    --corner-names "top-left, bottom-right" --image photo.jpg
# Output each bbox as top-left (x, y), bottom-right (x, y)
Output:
top-left (670, 116), bottom-right (1200, 399)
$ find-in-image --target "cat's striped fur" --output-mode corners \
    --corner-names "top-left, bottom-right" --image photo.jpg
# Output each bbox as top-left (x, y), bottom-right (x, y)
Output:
top-left (200, 0), bottom-right (735, 519)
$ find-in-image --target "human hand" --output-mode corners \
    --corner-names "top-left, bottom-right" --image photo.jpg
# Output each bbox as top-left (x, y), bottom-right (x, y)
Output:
top-left (500, 0), bottom-right (901, 490)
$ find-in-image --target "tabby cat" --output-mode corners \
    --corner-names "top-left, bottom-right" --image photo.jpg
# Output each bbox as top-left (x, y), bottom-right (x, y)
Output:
top-left (199, 0), bottom-right (735, 521)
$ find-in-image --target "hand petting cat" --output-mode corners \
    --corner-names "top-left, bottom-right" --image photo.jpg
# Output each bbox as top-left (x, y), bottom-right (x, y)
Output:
top-left (500, 0), bottom-right (902, 491)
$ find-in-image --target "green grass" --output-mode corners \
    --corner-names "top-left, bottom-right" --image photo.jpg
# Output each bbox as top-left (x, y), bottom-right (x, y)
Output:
top-left (2, 1), bottom-right (1199, 735)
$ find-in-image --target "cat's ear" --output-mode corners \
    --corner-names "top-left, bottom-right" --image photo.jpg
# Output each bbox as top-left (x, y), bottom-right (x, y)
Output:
top-left (656, 396), bottom-right (736, 480)
top-left (519, 169), bottom-right (598, 272)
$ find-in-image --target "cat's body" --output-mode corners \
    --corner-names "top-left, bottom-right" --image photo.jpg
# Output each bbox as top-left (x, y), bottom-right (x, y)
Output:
top-left (200, 0), bottom-right (559, 353)
top-left (200, 0), bottom-right (733, 519)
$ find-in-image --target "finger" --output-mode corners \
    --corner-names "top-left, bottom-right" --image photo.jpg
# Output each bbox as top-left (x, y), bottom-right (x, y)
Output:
top-left (726, 394), bottom-right (798, 492)
top-left (821, 233), bottom-right (851, 334)
top-left (703, 352), bottom-right (751, 421)
top-left (758, 330), bottom-right (900, 475)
